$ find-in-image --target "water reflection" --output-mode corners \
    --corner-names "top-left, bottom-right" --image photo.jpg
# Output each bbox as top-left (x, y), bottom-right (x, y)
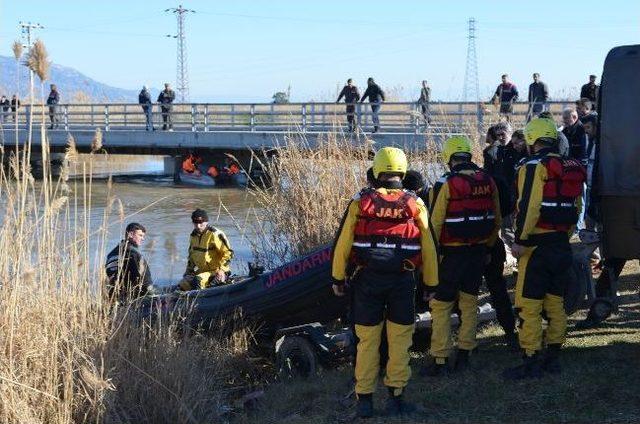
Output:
top-left (85, 176), bottom-right (257, 284)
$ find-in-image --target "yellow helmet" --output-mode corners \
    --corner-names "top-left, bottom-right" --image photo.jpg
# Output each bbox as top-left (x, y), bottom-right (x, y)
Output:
top-left (442, 135), bottom-right (472, 163)
top-left (524, 118), bottom-right (558, 145)
top-left (372, 147), bottom-right (407, 178)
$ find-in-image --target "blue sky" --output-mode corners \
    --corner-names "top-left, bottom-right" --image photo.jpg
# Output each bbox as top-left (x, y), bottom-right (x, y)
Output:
top-left (1, 0), bottom-right (638, 102)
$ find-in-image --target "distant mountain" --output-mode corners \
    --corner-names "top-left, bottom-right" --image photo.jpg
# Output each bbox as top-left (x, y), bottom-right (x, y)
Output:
top-left (0, 55), bottom-right (157, 102)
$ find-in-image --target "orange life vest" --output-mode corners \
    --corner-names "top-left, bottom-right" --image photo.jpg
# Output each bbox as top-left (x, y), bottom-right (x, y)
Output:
top-left (537, 156), bottom-right (586, 231)
top-left (440, 169), bottom-right (496, 245)
top-left (228, 164), bottom-right (240, 174)
top-left (352, 189), bottom-right (422, 271)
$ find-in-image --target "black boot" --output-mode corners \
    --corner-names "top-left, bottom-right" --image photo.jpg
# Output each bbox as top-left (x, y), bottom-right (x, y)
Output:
top-left (453, 349), bottom-right (471, 372)
top-left (502, 354), bottom-right (543, 380)
top-left (420, 358), bottom-right (449, 377)
top-left (542, 344), bottom-right (562, 374)
top-left (356, 393), bottom-right (374, 418)
top-left (385, 387), bottom-right (415, 416)
top-left (505, 332), bottom-right (520, 352)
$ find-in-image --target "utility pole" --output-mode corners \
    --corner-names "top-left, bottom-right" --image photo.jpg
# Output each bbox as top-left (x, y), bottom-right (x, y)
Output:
top-left (19, 21), bottom-right (44, 102)
top-left (462, 18), bottom-right (479, 103)
top-left (166, 5), bottom-right (195, 103)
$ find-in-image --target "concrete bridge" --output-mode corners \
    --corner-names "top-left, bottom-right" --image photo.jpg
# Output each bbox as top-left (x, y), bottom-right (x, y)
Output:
top-left (0, 100), bottom-right (575, 154)
top-left (0, 100), bottom-right (574, 177)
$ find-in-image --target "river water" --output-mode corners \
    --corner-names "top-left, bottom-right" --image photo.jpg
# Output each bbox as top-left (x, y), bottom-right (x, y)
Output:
top-left (82, 176), bottom-right (257, 285)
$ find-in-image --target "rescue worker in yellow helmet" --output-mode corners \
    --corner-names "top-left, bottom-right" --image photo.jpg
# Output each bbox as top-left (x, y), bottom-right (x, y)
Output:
top-left (423, 135), bottom-right (501, 376)
top-left (178, 209), bottom-right (234, 290)
top-left (332, 147), bottom-right (439, 418)
top-left (503, 118), bottom-right (586, 379)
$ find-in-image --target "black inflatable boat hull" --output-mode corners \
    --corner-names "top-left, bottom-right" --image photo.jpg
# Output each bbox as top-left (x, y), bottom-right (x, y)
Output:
top-left (146, 245), bottom-right (348, 328)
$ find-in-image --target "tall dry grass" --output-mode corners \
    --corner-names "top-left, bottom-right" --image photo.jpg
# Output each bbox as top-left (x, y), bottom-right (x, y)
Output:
top-left (246, 125), bottom-right (484, 267)
top-left (0, 139), bottom-right (256, 424)
top-left (0, 41), bottom-right (258, 424)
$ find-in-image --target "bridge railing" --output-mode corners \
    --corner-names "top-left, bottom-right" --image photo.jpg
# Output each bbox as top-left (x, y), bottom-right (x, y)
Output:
top-left (0, 101), bottom-right (577, 135)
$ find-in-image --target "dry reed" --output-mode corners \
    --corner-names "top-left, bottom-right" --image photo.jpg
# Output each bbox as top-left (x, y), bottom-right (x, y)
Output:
top-left (245, 126), bottom-right (485, 267)
top-left (0, 51), bottom-right (257, 423)
top-left (12, 40), bottom-right (22, 61)
top-left (25, 39), bottom-right (50, 82)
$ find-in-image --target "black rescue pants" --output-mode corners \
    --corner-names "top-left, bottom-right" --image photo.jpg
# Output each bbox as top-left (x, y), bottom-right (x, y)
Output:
top-left (430, 245), bottom-right (486, 359)
top-left (346, 104), bottom-right (356, 131)
top-left (161, 105), bottom-right (173, 130)
top-left (595, 257), bottom-right (626, 297)
top-left (483, 238), bottom-right (516, 335)
top-left (352, 269), bottom-right (416, 394)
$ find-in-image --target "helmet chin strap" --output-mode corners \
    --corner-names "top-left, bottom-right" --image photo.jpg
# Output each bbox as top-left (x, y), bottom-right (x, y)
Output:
top-left (378, 179), bottom-right (403, 189)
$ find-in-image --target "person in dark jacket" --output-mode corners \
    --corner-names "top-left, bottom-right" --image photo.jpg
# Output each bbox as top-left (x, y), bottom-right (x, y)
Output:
top-left (418, 80), bottom-right (431, 125)
top-left (10, 94), bottom-right (20, 123)
top-left (491, 74), bottom-right (519, 122)
top-left (46, 84), bottom-right (60, 129)
top-left (105, 222), bottom-right (153, 301)
top-left (336, 78), bottom-right (361, 132)
top-left (580, 75), bottom-right (598, 109)
top-left (576, 98), bottom-right (597, 123)
top-left (157, 83), bottom-right (176, 131)
top-left (561, 108), bottom-right (588, 165)
top-left (0, 96), bottom-right (9, 124)
top-left (527, 73), bottom-right (549, 120)
top-left (481, 122), bottom-right (523, 347)
top-left (360, 77), bottom-right (385, 133)
top-left (138, 85), bottom-right (154, 131)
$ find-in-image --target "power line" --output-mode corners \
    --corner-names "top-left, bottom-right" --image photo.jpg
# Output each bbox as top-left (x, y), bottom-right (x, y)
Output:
top-left (19, 21), bottom-right (44, 49)
top-left (462, 18), bottom-right (479, 103)
top-left (166, 5), bottom-right (195, 103)
top-left (19, 21), bottom-right (44, 101)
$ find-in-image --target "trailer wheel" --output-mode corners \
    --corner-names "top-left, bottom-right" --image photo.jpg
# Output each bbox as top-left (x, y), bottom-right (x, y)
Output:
top-left (276, 336), bottom-right (318, 379)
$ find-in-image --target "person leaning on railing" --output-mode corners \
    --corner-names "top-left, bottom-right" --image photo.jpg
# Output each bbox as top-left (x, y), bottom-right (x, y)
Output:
top-left (360, 77), bottom-right (385, 133)
top-left (336, 78), bottom-right (361, 132)
top-left (491, 74), bottom-right (519, 122)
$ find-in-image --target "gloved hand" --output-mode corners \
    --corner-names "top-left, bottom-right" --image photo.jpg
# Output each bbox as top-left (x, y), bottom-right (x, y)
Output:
top-left (332, 279), bottom-right (346, 297)
top-left (423, 285), bottom-right (438, 302)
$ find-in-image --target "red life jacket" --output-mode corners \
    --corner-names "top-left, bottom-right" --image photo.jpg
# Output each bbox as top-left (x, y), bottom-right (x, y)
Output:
top-left (352, 189), bottom-right (422, 271)
top-left (441, 170), bottom-right (496, 245)
top-left (537, 156), bottom-right (586, 231)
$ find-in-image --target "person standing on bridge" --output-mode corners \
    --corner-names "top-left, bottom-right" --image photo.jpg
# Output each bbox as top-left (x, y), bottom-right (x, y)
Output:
top-left (418, 80), bottom-right (431, 125)
top-left (580, 75), bottom-right (598, 110)
top-left (491, 74), bottom-right (518, 122)
top-left (527, 73), bottom-right (549, 121)
top-left (360, 77), bottom-right (385, 133)
top-left (157, 83), bottom-right (175, 131)
top-left (336, 78), bottom-right (361, 132)
top-left (10, 94), bottom-right (20, 123)
top-left (46, 84), bottom-right (60, 129)
top-left (139, 85), bottom-right (154, 131)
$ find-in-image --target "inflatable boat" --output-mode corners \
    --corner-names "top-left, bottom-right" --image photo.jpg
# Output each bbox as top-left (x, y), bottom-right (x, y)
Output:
top-left (177, 171), bottom-right (216, 187)
top-left (142, 245), bottom-right (349, 329)
top-left (214, 171), bottom-right (249, 187)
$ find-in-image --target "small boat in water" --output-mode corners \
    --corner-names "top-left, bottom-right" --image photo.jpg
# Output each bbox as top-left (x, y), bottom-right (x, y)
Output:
top-left (214, 170), bottom-right (249, 187)
top-left (177, 171), bottom-right (216, 187)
